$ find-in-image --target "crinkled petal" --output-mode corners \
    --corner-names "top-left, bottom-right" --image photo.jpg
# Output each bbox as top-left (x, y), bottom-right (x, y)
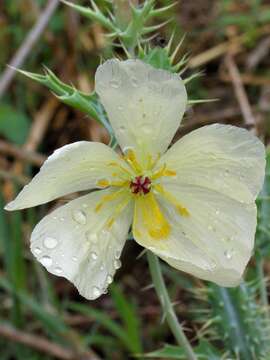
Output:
top-left (157, 124), bottom-right (265, 203)
top-left (5, 141), bottom-right (126, 210)
top-left (30, 189), bottom-right (133, 300)
top-left (133, 185), bottom-right (257, 286)
top-left (95, 59), bottom-right (187, 163)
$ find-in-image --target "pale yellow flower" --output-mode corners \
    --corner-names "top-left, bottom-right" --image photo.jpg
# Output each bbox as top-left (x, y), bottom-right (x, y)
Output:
top-left (5, 59), bottom-right (265, 299)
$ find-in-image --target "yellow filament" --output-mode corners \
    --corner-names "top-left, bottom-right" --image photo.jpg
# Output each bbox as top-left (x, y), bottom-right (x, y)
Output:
top-left (95, 189), bottom-right (126, 212)
top-left (152, 164), bottom-right (176, 180)
top-left (134, 192), bottom-right (170, 239)
top-left (124, 149), bottom-right (143, 173)
top-left (97, 179), bottom-right (110, 188)
top-left (108, 161), bottom-right (134, 177)
top-left (106, 196), bottom-right (131, 229)
top-left (154, 184), bottom-right (190, 217)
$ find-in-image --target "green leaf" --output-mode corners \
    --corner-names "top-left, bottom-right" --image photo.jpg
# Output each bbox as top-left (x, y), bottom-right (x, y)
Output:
top-left (140, 47), bottom-right (172, 71)
top-left (110, 284), bottom-right (142, 353)
top-left (139, 340), bottom-right (221, 359)
top-left (69, 302), bottom-right (137, 353)
top-left (256, 150), bottom-right (270, 256)
top-left (0, 103), bottom-right (30, 144)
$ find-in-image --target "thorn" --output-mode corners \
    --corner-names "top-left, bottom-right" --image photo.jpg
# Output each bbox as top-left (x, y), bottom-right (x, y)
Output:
top-left (188, 98), bottom-right (219, 105)
top-left (141, 283), bottom-right (154, 292)
top-left (142, 18), bottom-right (172, 35)
top-left (166, 29), bottom-right (176, 54)
top-left (136, 248), bottom-right (147, 260)
top-left (170, 33), bottom-right (186, 64)
top-left (150, 2), bottom-right (177, 16)
top-left (183, 70), bottom-right (204, 84)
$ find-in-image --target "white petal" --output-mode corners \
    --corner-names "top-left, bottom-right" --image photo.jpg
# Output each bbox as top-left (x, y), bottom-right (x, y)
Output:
top-left (5, 141), bottom-right (126, 210)
top-left (158, 124), bottom-right (265, 203)
top-left (134, 185), bottom-right (257, 286)
top-left (95, 59), bottom-right (187, 162)
top-left (30, 189), bottom-right (133, 300)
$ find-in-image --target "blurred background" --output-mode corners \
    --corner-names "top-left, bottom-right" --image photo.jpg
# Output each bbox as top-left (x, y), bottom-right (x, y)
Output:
top-left (0, 0), bottom-right (270, 359)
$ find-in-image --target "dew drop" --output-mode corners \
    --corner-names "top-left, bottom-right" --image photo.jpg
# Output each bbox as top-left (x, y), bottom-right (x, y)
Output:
top-left (100, 264), bottom-right (105, 271)
top-left (43, 236), bottom-right (58, 249)
top-left (103, 288), bottom-right (108, 294)
top-left (106, 275), bottom-right (113, 284)
top-left (224, 249), bottom-right (233, 260)
top-left (72, 256), bottom-right (78, 262)
top-left (208, 225), bottom-right (214, 231)
top-left (40, 255), bottom-right (53, 267)
top-left (72, 210), bottom-right (87, 225)
top-left (60, 217), bottom-right (65, 222)
top-left (115, 250), bottom-right (121, 259)
top-left (54, 266), bottom-right (63, 274)
top-left (33, 246), bottom-right (41, 255)
top-left (114, 259), bottom-right (121, 269)
top-left (92, 286), bottom-right (101, 297)
top-left (82, 203), bottom-right (88, 209)
top-left (86, 231), bottom-right (98, 243)
top-left (110, 79), bottom-right (120, 88)
top-left (215, 209), bottom-right (220, 215)
top-left (225, 169), bottom-right (229, 176)
top-left (91, 252), bottom-right (98, 260)
top-left (118, 105), bottom-right (124, 111)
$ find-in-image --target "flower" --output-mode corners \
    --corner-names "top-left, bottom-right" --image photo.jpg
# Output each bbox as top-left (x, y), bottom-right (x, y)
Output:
top-left (5, 59), bottom-right (265, 300)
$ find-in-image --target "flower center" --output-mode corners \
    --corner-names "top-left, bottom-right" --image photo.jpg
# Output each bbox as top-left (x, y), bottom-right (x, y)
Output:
top-left (130, 176), bottom-right (151, 195)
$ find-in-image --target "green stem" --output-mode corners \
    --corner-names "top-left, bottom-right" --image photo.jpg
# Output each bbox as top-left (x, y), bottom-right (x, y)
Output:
top-left (147, 252), bottom-right (198, 360)
top-left (256, 256), bottom-right (270, 319)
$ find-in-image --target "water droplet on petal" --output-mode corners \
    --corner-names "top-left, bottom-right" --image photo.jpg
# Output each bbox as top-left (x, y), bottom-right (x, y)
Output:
top-left (110, 79), bottom-right (120, 88)
top-left (55, 266), bottom-right (63, 274)
top-left (115, 250), bottom-right (121, 259)
top-left (86, 231), bottom-right (98, 244)
top-left (40, 255), bottom-right (53, 267)
top-left (82, 203), bottom-right (88, 209)
top-left (91, 252), bottom-right (98, 260)
top-left (103, 288), bottom-right (108, 294)
top-left (92, 286), bottom-right (101, 297)
top-left (33, 247), bottom-right (41, 255)
top-left (114, 259), bottom-right (121, 269)
top-left (60, 217), bottom-right (65, 222)
top-left (215, 209), bottom-right (220, 215)
top-left (100, 264), bottom-right (105, 271)
top-left (224, 249), bottom-right (233, 260)
top-left (208, 225), bottom-right (214, 231)
top-left (72, 256), bottom-right (78, 262)
top-left (106, 275), bottom-right (113, 284)
top-left (43, 236), bottom-right (58, 249)
top-left (72, 210), bottom-right (87, 225)
top-left (118, 105), bottom-right (123, 111)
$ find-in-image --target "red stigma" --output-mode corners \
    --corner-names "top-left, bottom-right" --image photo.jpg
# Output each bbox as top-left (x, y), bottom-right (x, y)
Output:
top-left (130, 176), bottom-right (151, 195)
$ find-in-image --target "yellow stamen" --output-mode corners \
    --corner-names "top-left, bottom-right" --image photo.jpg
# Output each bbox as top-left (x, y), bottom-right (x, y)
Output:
top-left (124, 149), bottom-right (143, 173)
top-left (152, 164), bottom-right (176, 180)
top-left (134, 192), bottom-right (171, 239)
top-left (154, 184), bottom-right (190, 217)
top-left (97, 179), bottom-right (110, 188)
top-left (106, 196), bottom-right (131, 229)
top-left (108, 161), bottom-right (134, 177)
top-left (95, 189), bottom-right (126, 212)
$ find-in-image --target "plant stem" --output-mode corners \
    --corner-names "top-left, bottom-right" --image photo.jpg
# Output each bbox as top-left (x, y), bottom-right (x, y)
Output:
top-left (147, 252), bottom-right (198, 360)
top-left (256, 255), bottom-right (270, 319)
